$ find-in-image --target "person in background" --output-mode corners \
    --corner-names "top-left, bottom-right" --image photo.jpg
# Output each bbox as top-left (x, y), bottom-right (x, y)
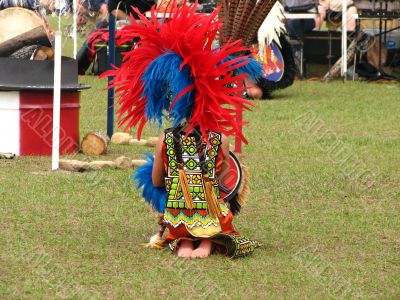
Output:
top-left (108, 0), bottom-right (155, 22)
top-left (286, 18), bottom-right (317, 41)
top-left (285, 0), bottom-right (358, 40)
top-left (54, 0), bottom-right (69, 15)
top-left (283, 0), bottom-right (357, 80)
top-left (74, 0), bottom-right (108, 27)
top-left (317, 0), bottom-right (358, 31)
top-left (78, 0), bottom-right (108, 24)
top-left (77, 0), bottom-right (156, 74)
top-left (0, 0), bottom-right (38, 10)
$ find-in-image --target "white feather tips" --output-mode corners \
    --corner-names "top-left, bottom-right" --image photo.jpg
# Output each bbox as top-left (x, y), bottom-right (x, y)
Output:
top-left (257, 1), bottom-right (286, 59)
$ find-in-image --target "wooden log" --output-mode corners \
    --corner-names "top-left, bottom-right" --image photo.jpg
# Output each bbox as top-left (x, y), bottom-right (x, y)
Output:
top-left (88, 161), bottom-right (116, 170)
top-left (59, 159), bottom-right (90, 172)
top-left (132, 159), bottom-right (147, 167)
top-left (59, 156), bottom-right (147, 172)
top-left (111, 132), bottom-right (132, 144)
top-left (128, 137), bottom-right (159, 147)
top-left (0, 152), bottom-right (16, 159)
top-left (128, 138), bottom-right (148, 146)
top-left (60, 159), bottom-right (116, 171)
top-left (81, 132), bottom-right (110, 156)
top-left (115, 156), bottom-right (133, 169)
top-left (111, 132), bottom-right (159, 147)
top-left (145, 137), bottom-right (159, 147)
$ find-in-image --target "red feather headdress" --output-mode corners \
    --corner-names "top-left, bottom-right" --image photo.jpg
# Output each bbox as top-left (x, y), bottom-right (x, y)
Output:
top-left (103, 1), bottom-right (255, 143)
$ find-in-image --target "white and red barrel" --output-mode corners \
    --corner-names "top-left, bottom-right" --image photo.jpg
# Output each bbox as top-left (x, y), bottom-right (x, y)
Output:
top-left (0, 90), bottom-right (80, 156)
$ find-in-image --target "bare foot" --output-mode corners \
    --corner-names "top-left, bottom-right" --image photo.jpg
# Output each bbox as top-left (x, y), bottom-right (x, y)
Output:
top-left (177, 240), bottom-right (193, 258)
top-left (190, 239), bottom-right (212, 258)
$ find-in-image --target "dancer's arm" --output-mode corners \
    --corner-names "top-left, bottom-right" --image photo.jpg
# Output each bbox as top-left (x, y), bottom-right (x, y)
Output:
top-left (152, 133), bottom-right (166, 187)
top-left (218, 133), bottom-right (230, 177)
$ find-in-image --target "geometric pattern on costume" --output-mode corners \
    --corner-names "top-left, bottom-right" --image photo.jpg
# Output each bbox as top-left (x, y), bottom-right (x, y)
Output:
top-left (163, 129), bottom-right (229, 230)
top-left (164, 204), bottom-right (229, 229)
top-left (210, 233), bottom-right (262, 258)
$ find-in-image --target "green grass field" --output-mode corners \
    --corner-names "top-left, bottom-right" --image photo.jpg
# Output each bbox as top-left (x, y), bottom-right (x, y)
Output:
top-left (1, 16), bottom-right (400, 299)
top-left (1, 77), bottom-right (399, 299)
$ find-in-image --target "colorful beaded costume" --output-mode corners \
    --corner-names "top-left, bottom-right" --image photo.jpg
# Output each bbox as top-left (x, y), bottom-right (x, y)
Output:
top-left (163, 129), bottom-right (231, 237)
top-left (160, 126), bottom-right (260, 257)
top-left (104, 1), bottom-right (261, 258)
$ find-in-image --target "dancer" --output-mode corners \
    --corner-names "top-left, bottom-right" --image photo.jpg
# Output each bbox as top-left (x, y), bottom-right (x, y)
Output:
top-left (104, 1), bottom-right (261, 258)
top-left (218, 0), bottom-right (295, 99)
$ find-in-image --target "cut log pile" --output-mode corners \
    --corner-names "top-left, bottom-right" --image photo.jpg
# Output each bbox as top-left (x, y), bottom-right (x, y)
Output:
top-left (61, 132), bottom-right (161, 172)
top-left (80, 132), bottom-right (159, 156)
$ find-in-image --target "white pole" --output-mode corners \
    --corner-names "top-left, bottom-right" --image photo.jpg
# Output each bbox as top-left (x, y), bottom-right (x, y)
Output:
top-left (52, 31), bottom-right (62, 171)
top-left (57, 0), bottom-right (62, 32)
top-left (342, 0), bottom-right (347, 79)
top-left (73, 0), bottom-right (78, 58)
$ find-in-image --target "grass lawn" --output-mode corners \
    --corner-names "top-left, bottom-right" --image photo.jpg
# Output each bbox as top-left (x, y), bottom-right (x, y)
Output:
top-left (1, 77), bottom-right (399, 299)
top-left (1, 16), bottom-right (400, 300)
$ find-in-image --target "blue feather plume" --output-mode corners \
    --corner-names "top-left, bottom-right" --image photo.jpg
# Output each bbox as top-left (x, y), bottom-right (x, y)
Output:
top-left (132, 153), bottom-right (167, 213)
top-left (141, 51), bottom-right (194, 127)
top-left (225, 56), bottom-right (264, 82)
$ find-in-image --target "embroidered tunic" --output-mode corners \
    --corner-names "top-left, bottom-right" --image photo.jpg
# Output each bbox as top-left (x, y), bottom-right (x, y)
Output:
top-left (162, 129), bottom-right (236, 241)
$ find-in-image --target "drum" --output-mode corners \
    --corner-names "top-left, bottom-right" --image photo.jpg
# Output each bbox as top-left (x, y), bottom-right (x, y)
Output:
top-left (219, 151), bottom-right (242, 203)
top-left (252, 35), bottom-right (296, 94)
top-left (0, 7), bottom-right (51, 57)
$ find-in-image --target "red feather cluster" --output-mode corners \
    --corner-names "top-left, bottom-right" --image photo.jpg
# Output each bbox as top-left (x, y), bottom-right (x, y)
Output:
top-left (102, 1), bottom-right (254, 143)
